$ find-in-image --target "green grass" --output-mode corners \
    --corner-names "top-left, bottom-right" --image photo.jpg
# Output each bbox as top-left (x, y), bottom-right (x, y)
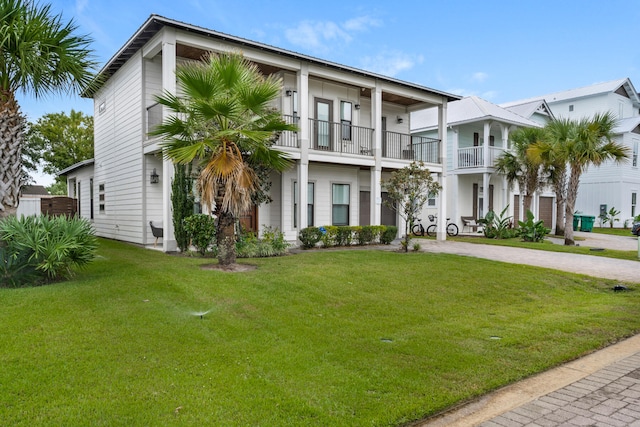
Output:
top-left (591, 226), bottom-right (636, 237)
top-left (2, 239), bottom-right (640, 426)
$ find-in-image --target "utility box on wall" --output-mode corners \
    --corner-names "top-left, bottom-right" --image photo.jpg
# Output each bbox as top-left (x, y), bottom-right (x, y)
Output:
top-left (599, 204), bottom-right (607, 218)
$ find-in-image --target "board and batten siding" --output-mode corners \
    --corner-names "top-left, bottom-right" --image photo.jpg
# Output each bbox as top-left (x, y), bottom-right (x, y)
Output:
top-left (92, 52), bottom-right (145, 243)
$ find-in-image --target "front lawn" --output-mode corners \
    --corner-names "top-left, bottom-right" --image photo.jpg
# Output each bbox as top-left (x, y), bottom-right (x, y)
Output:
top-left (2, 239), bottom-right (640, 426)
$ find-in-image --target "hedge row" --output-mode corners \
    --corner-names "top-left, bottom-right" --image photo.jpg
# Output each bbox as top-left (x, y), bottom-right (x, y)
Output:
top-left (299, 225), bottom-right (398, 249)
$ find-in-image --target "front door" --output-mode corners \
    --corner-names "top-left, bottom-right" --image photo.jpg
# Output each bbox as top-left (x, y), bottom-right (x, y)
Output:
top-left (315, 98), bottom-right (332, 150)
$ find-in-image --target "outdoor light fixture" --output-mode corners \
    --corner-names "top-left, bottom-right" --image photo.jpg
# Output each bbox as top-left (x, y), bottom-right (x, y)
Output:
top-left (354, 104), bottom-right (361, 110)
top-left (397, 116), bottom-right (404, 124)
top-left (285, 89), bottom-right (292, 96)
top-left (150, 168), bottom-right (159, 184)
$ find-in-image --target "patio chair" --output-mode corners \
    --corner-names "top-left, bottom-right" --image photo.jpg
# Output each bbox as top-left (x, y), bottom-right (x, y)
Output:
top-left (149, 221), bottom-right (163, 247)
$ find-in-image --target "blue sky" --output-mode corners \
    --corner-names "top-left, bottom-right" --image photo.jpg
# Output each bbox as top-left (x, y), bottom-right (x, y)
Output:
top-left (23, 0), bottom-right (640, 184)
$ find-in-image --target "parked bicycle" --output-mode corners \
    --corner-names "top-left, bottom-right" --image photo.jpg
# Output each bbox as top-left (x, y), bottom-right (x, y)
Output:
top-left (411, 217), bottom-right (426, 236)
top-left (425, 214), bottom-right (459, 237)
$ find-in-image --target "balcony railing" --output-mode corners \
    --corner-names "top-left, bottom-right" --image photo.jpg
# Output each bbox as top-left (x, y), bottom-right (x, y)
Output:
top-left (382, 131), bottom-right (439, 163)
top-left (274, 115), bottom-right (299, 148)
top-left (457, 146), bottom-right (507, 168)
top-left (146, 103), bottom-right (162, 139)
top-left (308, 118), bottom-right (374, 156)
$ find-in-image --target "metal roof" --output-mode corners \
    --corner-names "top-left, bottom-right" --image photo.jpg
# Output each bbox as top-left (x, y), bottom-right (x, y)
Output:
top-left (411, 96), bottom-right (541, 132)
top-left (83, 14), bottom-right (461, 103)
top-left (57, 158), bottom-right (95, 176)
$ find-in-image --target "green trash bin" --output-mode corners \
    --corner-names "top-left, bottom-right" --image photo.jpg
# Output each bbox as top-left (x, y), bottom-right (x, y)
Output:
top-left (580, 215), bottom-right (595, 232)
top-left (573, 215), bottom-right (581, 231)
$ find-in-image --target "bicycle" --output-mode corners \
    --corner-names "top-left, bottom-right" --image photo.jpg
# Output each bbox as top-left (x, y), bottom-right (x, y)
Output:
top-left (411, 217), bottom-right (426, 236)
top-left (425, 214), bottom-right (459, 237)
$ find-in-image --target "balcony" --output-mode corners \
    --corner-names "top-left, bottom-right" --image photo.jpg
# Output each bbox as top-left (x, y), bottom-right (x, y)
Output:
top-left (382, 132), bottom-right (439, 163)
top-left (457, 146), bottom-right (507, 169)
top-left (275, 115), bottom-right (300, 148)
top-left (308, 117), bottom-right (374, 156)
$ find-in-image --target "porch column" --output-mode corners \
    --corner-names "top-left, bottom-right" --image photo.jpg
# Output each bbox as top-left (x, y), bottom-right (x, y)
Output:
top-left (297, 65), bottom-right (310, 233)
top-left (161, 29), bottom-right (177, 252)
top-left (437, 101), bottom-right (448, 240)
top-left (370, 82), bottom-right (383, 226)
top-left (483, 121), bottom-right (491, 168)
top-left (482, 172), bottom-right (490, 220)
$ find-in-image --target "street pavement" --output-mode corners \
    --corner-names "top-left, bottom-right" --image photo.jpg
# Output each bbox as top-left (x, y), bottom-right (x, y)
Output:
top-left (415, 231), bottom-right (640, 426)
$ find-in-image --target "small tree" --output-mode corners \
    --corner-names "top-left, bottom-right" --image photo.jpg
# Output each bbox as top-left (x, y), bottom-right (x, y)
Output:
top-left (383, 162), bottom-right (441, 252)
top-left (171, 163), bottom-right (194, 252)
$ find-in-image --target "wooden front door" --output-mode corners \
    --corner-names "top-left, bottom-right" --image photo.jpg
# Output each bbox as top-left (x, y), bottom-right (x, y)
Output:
top-left (239, 204), bottom-right (258, 233)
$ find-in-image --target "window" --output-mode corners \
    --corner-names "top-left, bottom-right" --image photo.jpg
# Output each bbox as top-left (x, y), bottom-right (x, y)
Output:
top-left (473, 132), bottom-right (479, 146)
top-left (633, 193), bottom-right (637, 218)
top-left (332, 184), bottom-right (350, 225)
top-left (293, 181), bottom-right (314, 228)
top-left (90, 178), bottom-right (94, 220)
top-left (633, 140), bottom-right (638, 167)
top-left (569, 105), bottom-right (574, 112)
top-left (489, 135), bottom-right (495, 146)
top-left (341, 101), bottom-right (352, 140)
top-left (427, 192), bottom-right (437, 207)
top-left (98, 183), bottom-right (105, 213)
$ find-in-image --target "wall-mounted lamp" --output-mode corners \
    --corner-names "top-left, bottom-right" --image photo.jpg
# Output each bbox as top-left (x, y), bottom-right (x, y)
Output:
top-left (396, 116), bottom-right (404, 124)
top-left (285, 89), bottom-right (293, 97)
top-left (150, 168), bottom-right (159, 184)
top-left (354, 104), bottom-right (361, 110)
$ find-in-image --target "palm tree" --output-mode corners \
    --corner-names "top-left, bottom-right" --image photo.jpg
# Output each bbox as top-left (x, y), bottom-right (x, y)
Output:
top-left (495, 127), bottom-right (545, 218)
top-left (528, 118), bottom-right (572, 236)
top-left (154, 52), bottom-right (295, 266)
top-left (533, 112), bottom-right (628, 245)
top-left (0, 0), bottom-right (97, 218)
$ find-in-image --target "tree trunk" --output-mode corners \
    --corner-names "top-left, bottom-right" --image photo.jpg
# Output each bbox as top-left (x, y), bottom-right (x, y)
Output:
top-left (0, 91), bottom-right (25, 218)
top-left (523, 194), bottom-right (533, 217)
top-left (554, 198), bottom-right (565, 236)
top-left (216, 209), bottom-right (236, 266)
top-left (564, 165), bottom-right (581, 245)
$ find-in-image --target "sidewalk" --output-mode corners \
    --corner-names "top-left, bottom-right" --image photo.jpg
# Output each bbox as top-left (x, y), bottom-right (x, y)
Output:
top-left (414, 234), bottom-right (640, 426)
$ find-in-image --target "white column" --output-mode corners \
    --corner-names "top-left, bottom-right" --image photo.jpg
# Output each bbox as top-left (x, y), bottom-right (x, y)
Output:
top-left (483, 121), bottom-right (491, 168)
top-left (482, 172), bottom-right (490, 220)
top-left (161, 29), bottom-right (177, 252)
top-left (297, 65), bottom-right (310, 234)
top-left (370, 82), bottom-right (383, 226)
top-left (437, 101), bottom-right (448, 240)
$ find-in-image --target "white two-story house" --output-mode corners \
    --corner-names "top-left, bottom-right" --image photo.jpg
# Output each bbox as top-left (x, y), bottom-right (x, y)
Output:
top-left (411, 96), bottom-right (556, 230)
top-left (61, 15), bottom-right (459, 250)
top-left (503, 78), bottom-right (640, 226)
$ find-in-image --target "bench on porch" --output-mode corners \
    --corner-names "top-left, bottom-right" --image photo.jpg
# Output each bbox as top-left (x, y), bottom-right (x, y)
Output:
top-left (149, 221), bottom-right (163, 247)
top-left (461, 216), bottom-right (480, 233)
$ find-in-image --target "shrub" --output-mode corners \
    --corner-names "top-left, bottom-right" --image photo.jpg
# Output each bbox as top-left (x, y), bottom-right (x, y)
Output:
top-left (320, 226), bottom-right (338, 248)
top-left (183, 214), bottom-right (217, 256)
top-left (335, 226), bottom-right (354, 246)
top-left (0, 245), bottom-right (40, 287)
top-left (380, 226), bottom-right (397, 244)
top-left (237, 226), bottom-right (289, 258)
top-left (299, 227), bottom-right (322, 249)
top-left (355, 226), bottom-right (375, 246)
top-left (0, 215), bottom-right (98, 282)
top-left (370, 225), bottom-right (385, 243)
top-left (480, 206), bottom-right (517, 239)
top-left (518, 210), bottom-right (550, 242)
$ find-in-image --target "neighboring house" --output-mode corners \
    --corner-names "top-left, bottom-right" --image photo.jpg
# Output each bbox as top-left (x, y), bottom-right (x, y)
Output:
top-left (411, 96), bottom-right (556, 230)
top-left (58, 159), bottom-right (95, 220)
top-left (503, 78), bottom-right (640, 226)
top-left (60, 15), bottom-right (459, 251)
top-left (16, 185), bottom-right (51, 217)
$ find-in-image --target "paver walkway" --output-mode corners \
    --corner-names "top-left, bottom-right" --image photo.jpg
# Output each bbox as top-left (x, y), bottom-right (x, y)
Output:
top-left (415, 233), bottom-right (640, 426)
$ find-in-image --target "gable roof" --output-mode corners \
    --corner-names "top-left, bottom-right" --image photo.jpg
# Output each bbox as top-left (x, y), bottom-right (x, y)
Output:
top-left (501, 99), bottom-right (556, 121)
top-left (57, 159), bottom-right (95, 176)
top-left (503, 78), bottom-right (640, 107)
top-left (614, 116), bottom-right (640, 134)
top-left (84, 15), bottom-right (460, 103)
top-left (411, 95), bottom-right (541, 132)
top-left (21, 185), bottom-right (50, 196)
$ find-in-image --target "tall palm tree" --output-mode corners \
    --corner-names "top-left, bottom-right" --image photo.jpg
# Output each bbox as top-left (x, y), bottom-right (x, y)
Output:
top-left (0, 0), bottom-right (97, 218)
top-left (154, 52), bottom-right (295, 266)
top-left (495, 127), bottom-right (545, 218)
top-left (562, 112), bottom-right (629, 245)
top-left (533, 112), bottom-right (628, 245)
top-left (528, 118), bottom-right (572, 236)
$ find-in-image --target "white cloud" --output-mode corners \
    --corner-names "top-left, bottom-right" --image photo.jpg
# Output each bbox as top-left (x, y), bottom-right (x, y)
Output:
top-left (360, 51), bottom-right (424, 77)
top-left (285, 15), bottom-right (381, 53)
top-left (472, 72), bottom-right (489, 83)
top-left (444, 88), bottom-right (498, 101)
top-left (343, 16), bottom-right (382, 32)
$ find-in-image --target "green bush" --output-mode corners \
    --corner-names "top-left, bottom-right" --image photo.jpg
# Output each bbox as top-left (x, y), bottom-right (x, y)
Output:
top-left (354, 226), bottom-right (375, 245)
top-left (320, 226), bottom-right (338, 248)
top-left (0, 245), bottom-right (40, 287)
top-left (518, 210), bottom-right (550, 242)
top-left (335, 226), bottom-right (354, 246)
top-left (299, 227), bottom-right (323, 249)
top-left (183, 214), bottom-right (217, 256)
top-left (236, 226), bottom-right (289, 258)
top-left (380, 226), bottom-right (397, 244)
top-left (480, 206), bottom-right (517, 239)
top-left (0, 215), bottom-right (98, 282)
